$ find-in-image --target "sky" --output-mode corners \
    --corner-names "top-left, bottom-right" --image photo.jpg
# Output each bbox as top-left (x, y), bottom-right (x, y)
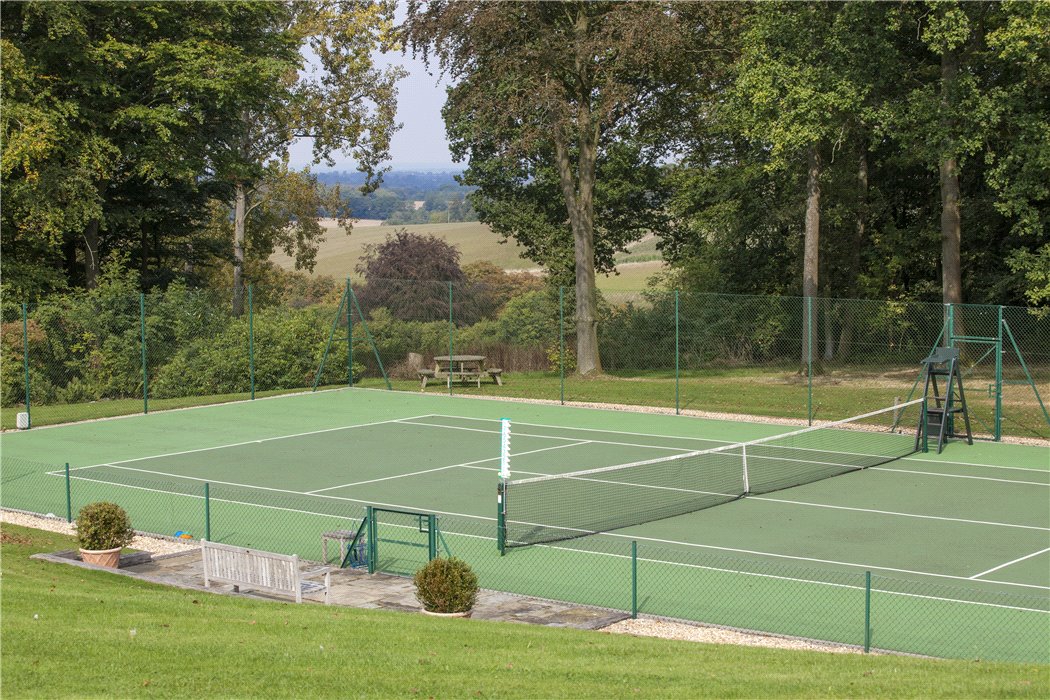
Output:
top-left (287, 39), bottom-right (455, 173)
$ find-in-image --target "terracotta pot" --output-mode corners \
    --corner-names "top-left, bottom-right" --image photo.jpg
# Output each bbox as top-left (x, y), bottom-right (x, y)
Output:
top-left (420, 608), bottom-right (471, 618)
top-left (79, 546), bottom-right (122, 568)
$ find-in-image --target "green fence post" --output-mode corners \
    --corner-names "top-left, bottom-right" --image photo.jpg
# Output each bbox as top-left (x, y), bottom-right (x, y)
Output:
top-left (559, 286), bottom-right (565, 405)
top-left (807, 296), bottom-right (813, 426)
top-left (140, 294), bottom-right (148, 414)
top-left (346, 278), bottom-right (353, 387)
top-left (204, 482), bottom-right (211, 541)
top-left (448, 281), bottom-right (454, 396)
top-left (995, 306), bottom-right (1003, 440)
top-left (65, 463), bottom-right (72, 523)
top-left (248, 285), bottom-right (255, 400)
top-left (428, 514), bottom-right (437, 561)
top-left (675, 290), bottom-right (680, 416)
top-left (631, 540), bottom-right (638, 619)
top-left (21, 303), bottom-right (30, 428)
top-left (366, 506), bottom-right (376, 574)
top-left (864, 571), bottom-right (872, 653)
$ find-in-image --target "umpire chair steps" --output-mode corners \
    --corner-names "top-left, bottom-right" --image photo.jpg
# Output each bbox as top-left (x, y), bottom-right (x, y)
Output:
top-left (917, 348), bottom-right (973, 454)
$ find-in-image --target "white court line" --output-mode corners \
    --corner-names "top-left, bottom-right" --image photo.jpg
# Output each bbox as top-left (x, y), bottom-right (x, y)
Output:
top-left (425, 414), bottom-right (1049, 474)
top-left (305, 441), bottom-right (590, 494)
top-left (871, 466), bottom-right (1049, 487)
top-left (750, 496), bottom-right (1050, 531)
top-left (547, 527), bottom-right (1050, 591)
top-left (397, 419), bottom-right (696, 453)
top-left (69, 414), bottom-right (437, 471)
top-left (970, 548), bottom-right (1050, 580)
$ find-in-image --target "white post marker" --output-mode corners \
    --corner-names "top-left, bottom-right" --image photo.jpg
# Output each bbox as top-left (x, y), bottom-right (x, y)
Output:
top-left (499, 418), bottom-right (511, 480)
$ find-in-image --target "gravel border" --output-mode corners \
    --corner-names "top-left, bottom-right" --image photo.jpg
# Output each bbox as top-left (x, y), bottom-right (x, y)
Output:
top-left (1, 509), bottom-right (197, 556)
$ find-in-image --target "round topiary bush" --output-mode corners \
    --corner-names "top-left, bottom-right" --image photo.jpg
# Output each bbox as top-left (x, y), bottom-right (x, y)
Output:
top-left (413, 557), bottom-right (479, 614)
top-left (75, 501), bottom-right (135, 551)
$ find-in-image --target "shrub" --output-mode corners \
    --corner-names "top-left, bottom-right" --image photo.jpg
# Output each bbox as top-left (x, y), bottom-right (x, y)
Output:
top-left (413, 557), bottom-right (479, 613)
top-left (75, 501), bottom-right (135, 551)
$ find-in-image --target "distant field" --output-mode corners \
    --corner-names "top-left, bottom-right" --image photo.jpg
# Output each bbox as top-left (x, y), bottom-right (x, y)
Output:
top-left (271, 220), bottom-right (667, 292)
top-left (271, 220), bottom-right (534, 278)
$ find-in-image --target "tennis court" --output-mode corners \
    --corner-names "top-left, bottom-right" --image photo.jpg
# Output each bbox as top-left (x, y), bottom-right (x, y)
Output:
top-left (2, 388), bottom-right (1047, 662)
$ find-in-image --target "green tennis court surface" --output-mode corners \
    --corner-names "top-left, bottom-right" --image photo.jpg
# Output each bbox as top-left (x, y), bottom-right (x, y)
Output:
top-left (2, 388), bottom-right (1047, 662)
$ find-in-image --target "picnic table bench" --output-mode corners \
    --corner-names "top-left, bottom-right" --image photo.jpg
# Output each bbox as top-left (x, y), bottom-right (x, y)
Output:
top-left (419, 355), bottom-right (503, 390)
top-left (201, 540), bottom-right (331, 604)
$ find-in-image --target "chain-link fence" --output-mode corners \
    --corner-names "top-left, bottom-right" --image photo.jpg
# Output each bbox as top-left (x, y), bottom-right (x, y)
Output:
top-left (2, 463), bottom-right (1046, 664)
top-left (3, 282), bottom-right (1048, 438)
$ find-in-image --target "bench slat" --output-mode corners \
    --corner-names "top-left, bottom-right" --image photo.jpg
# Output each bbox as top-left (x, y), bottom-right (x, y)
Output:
top-left (201, 541), bottom-right (330, 605)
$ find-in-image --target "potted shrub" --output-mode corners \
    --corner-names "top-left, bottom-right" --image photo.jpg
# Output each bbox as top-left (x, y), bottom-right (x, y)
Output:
top-left (413, 557), bottom-right (479, 617)
top-left (75, 501), bottom-right (135, 568)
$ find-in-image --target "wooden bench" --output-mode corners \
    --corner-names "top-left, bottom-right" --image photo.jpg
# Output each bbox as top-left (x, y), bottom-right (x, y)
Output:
top-left (201, 540), bottom-right (331, 604)
top-left (487, 368), bottom-right (503, 386)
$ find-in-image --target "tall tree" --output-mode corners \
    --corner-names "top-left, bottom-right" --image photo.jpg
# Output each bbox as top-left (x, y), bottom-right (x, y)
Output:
top-left (211, 1), bottom-right (404, 315)
top-left (404, 1), bottom-right (694, 374)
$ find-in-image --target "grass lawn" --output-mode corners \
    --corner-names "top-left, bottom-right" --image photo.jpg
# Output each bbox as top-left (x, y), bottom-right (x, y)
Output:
top-left (2, 523), bottom-right (1046, 698)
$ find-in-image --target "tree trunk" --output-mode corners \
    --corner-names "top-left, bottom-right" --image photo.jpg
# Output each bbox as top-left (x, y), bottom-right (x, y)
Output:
top-left (940, 49), bottom-right (963, 307)
top-left (801, 144), bottom-right (821, 373)
top-left (83, 218), bottom-right (100, 289)
top-left (232, 182), bottom-right (246, 317)
top-left (837, 149), bottom-right (869, 360)
top-left (552, 7), bottom-right (601, 376)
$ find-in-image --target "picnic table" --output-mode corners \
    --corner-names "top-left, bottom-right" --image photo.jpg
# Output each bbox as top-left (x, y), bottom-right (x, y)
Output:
top-left (419, 355), bottom-right (503, 389)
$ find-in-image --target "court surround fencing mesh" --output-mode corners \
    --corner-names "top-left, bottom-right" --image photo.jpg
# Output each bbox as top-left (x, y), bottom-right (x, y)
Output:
top-left (3, 283), bottom-right (1047, 440)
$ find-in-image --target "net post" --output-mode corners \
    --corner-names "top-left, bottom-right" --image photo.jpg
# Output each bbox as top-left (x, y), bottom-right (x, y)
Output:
top-left (921, 399), bottom-right (929, 453)
top-left (742, 444), bottom-right (750, 495)
top-left (204, 482), bottom-right (211, 541)
top-left (140, 293), bottom-right (148, 414)
top-left (248, 284), bottom-right (255, 400)
top-left (675, 290), bottom-right (680, 416)
top-left (65, 463), bottom-right (72, 523)
top-left (631, 540), bottom-right (638, 619)
top-left (864, 571), bottom-right (872, 653)
top-left (559, 286), bottom-right (565, 405)
top-left (21, 303), bottom-right (31, 428)
top-left (498, 418), bottom-right (511, 555)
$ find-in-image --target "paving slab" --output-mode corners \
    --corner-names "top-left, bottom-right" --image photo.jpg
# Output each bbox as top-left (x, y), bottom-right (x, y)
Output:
top-left (32, 548), bottom-right (630, 631)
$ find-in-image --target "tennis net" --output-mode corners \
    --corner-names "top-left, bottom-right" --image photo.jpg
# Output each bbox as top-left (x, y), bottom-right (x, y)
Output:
top-left (500, 399), bottom-right (925, 548)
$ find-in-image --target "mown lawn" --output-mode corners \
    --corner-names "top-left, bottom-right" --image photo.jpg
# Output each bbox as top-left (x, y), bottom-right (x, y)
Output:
top-left (2, 523), bottom-right (1047, 699)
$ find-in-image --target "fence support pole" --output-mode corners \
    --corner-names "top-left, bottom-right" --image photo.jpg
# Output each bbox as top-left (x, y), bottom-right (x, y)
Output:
top-left (864, 571), bottom-right (872, 653)
top-left (65, 463), bottom-right (72, 523)
top-left (204, 482), bottom-right (211, 541)
top-left (559, 286), bottom-right (565, 405)
top-left (140, 294), bottom-right (149, 414)
top-left (366, 506), bottom-right (377, 574)
top-left (631, 540), bottom-right (638, 619)
top-left (428, 514), bottom-right (437, 561)
top-left (448, 281), bottom-right (454, 396)
top-left (675, 290), bottom-right (680, 415)
top-left (248, 285), bottom-right (255, 399)
top-left (995, 306), bottom-right (1003, 441)
top-left (807, 296), bottom-right (813, 426)
top-left (346, 278), bottom-right (353, 387)
top-left (21, 303), bottom-right (31, 428)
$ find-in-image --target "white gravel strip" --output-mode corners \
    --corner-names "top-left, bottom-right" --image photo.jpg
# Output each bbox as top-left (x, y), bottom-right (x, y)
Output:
top-left (1, 509), bottom-right (198, 556)
top-left (603, 618), bottom-right (871, 655)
